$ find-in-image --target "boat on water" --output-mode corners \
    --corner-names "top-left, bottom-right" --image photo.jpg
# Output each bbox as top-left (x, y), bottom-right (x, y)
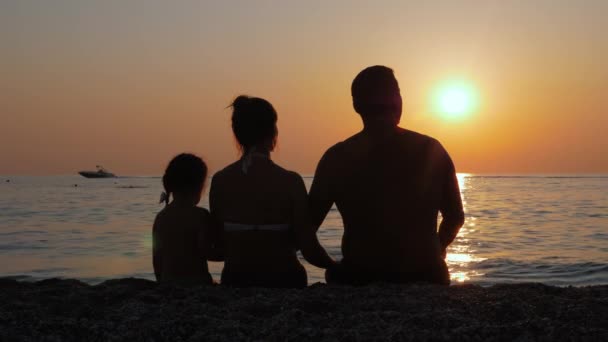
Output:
top-left (78, 166), bottom-right (116, 178)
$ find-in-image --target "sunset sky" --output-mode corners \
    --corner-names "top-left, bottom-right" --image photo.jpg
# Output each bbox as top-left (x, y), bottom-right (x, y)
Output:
top-left (1, 0), bottom-right (607, 175)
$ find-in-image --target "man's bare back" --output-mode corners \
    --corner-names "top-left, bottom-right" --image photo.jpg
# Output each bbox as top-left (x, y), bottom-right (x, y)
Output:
top-left (309, 66), bottom-right (464, 285)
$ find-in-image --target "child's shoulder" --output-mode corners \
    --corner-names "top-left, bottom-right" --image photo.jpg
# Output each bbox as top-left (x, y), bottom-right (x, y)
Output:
top-left (154, 206), bottom-right (169, 221)
top-left (193, 207), bottom-right (213, 232)
top-left (154, 206), bottom-right (209, 220)
top-left (154, 206), bottom-right (211, 233)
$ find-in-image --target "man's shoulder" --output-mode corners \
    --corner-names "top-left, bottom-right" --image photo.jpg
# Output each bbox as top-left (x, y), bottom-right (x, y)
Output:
top-left (399, 128), bottom-right (447, 154)
top-left (317, 140), bottom-right (348, 164)
top-left (399, 128), bottom-right (435, 143)
top-left (323, 132), bottom-right (367, 158)
top-left (326, 139), bottom-right (349, 153)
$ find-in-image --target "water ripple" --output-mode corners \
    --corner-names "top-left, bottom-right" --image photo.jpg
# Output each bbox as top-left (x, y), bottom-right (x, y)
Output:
top-left (0, 175), bottom-right (606, 285)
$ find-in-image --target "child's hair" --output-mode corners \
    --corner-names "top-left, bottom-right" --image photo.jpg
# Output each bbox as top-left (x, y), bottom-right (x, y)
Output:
top-left (161, 153), bottom-right (208, 205)
top-left (230, 95), bottom-right (278, 152)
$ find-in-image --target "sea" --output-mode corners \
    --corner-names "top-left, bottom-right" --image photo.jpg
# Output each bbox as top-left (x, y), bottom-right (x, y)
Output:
top-left (0, 174), bottom-right (607, 286)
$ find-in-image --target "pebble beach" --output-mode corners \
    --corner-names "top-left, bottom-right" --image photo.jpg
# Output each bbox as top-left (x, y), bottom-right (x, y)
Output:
top-left (1, 278), bottom-right (606, 341)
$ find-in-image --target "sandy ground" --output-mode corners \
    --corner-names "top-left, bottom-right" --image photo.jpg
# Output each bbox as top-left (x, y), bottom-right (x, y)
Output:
top-left (0, 278), bottom-right (606, 341)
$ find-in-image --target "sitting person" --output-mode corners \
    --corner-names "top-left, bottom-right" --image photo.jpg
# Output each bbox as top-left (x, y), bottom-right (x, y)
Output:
top-left (152, 153), bottom-right (220, 284)
top-left (309, 66), bottom-right (465, 285)
top-left (210, 95), bottom-right (335, 288)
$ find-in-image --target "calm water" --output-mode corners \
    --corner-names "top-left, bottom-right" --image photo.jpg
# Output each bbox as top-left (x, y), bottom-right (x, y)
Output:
top-left (0, 175), bottom-right (607, 286)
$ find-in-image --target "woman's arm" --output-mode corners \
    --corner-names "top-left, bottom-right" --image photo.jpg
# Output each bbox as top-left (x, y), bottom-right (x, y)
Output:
top-left (199, 210), bottom-right (224, 262)
top-left (205, 179), bottom-right (225, 262)
top-left (292, 174), bottom-right (336, 269)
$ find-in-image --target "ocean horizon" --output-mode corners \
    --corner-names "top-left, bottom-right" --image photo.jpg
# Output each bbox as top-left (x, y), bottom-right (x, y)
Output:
top-left (1, 174), bottom-right (606, 286)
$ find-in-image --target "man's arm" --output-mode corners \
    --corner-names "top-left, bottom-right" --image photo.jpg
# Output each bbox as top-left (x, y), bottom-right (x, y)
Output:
top-left (308, 148), bottom-right (337, 232)
top-left (438, 152), bottom-right (465, 256)
top-left (292, 174), bottom-right (335, 269)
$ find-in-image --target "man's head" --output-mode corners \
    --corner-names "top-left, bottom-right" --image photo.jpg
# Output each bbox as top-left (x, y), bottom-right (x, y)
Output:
top-left (351, 66), bottom-right (402, 126)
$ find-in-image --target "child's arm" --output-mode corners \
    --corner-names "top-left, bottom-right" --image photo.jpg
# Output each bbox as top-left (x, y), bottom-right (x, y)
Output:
top-left (152, 217), bottom-right (162, 281)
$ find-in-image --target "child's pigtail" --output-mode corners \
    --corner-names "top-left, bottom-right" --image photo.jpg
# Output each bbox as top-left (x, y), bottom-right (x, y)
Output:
top-left (159, 191), bottom-right (170, 206)
top-left (161, 172), bottom-right (171, 206)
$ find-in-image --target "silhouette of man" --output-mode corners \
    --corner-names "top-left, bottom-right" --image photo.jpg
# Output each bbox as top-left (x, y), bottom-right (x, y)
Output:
top-left (309, 66), bottom-right (464, 285)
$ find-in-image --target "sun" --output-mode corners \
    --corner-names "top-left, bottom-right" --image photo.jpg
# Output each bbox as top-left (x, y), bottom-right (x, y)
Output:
top-left (434, 81), bottom-right (477, 119)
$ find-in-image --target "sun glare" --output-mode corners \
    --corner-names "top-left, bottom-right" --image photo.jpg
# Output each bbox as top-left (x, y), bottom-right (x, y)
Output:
top-left (434, 81), bottom-right (477, 120)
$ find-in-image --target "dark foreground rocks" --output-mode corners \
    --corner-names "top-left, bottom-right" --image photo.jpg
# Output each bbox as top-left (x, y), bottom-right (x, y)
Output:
top-left (0, 278), bottom-right (606, 341)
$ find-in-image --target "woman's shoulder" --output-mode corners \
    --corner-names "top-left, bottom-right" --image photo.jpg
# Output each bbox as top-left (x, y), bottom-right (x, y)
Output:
top-left (211, 161), bottom-right (241, 183)
top-left (268, 162), bottom-right (306, 187)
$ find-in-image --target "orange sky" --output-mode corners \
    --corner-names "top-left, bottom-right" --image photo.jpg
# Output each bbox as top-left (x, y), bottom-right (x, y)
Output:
top-left (1, 1), bottom-right (607, 175)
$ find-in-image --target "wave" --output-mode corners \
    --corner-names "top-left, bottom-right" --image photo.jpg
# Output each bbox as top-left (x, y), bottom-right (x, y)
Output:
top-left (77, 174), bottom-right (608, 180)
top-left (464, 175), bottom-right (608, 179)
top-left (115, 176), bottom-right (161, 179)
top-left (467, 258), bottom-right (608, 286)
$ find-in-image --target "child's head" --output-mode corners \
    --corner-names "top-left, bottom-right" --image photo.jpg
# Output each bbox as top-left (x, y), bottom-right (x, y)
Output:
top-left (162, 153), bottom-right (208, 205)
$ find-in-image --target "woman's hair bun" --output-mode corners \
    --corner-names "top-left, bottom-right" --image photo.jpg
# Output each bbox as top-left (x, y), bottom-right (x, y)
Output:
top-left (230, 95), bottom-right (278, 151)
top-left (231, 95), bottom-right (251, 112)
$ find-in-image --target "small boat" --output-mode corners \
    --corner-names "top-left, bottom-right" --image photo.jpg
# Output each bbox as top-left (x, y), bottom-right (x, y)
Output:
top-left (78, 165), bottom-right (116, 178)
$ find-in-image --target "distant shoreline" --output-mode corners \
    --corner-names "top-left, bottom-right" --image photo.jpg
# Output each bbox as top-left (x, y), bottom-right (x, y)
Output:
top-left (2, 173), bottom-right (608, 179)
top-left (1, 278), bottom-right (606, 341)
top-left (2, 274), bottom-right (606, 288)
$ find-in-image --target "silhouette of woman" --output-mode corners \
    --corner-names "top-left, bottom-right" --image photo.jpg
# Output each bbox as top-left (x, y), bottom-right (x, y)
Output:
top-left (209, 95), bottom-right (335, 288)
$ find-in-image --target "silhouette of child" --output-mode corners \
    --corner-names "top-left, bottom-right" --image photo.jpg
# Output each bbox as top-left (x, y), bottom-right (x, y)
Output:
top-left (152, 153), bottom-right (220, 284)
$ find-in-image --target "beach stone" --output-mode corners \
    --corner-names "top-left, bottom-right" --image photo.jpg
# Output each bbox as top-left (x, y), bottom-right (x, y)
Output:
top-left (0, 279), bottom-right (606, 341)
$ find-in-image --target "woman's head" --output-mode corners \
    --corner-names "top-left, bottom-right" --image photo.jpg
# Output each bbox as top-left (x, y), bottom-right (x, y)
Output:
top-left (230, 95), bottom-right (278, 153)
top-left (162, 153), bottom-right (207, 205)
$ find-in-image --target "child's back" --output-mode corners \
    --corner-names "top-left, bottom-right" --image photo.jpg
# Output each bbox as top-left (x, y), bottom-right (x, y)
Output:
top-left (153, 205), bottom-right (213, 284)
top-left (152, 153), bottom-right (215, 285)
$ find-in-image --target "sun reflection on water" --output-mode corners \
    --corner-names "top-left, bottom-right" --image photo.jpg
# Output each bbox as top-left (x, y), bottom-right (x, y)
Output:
top-left (447, 173), bottom-right (485, 283)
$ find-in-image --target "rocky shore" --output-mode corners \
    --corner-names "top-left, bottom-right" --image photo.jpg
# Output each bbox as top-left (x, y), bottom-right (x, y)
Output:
top-left (0, 278), bottom-right (606, 341)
